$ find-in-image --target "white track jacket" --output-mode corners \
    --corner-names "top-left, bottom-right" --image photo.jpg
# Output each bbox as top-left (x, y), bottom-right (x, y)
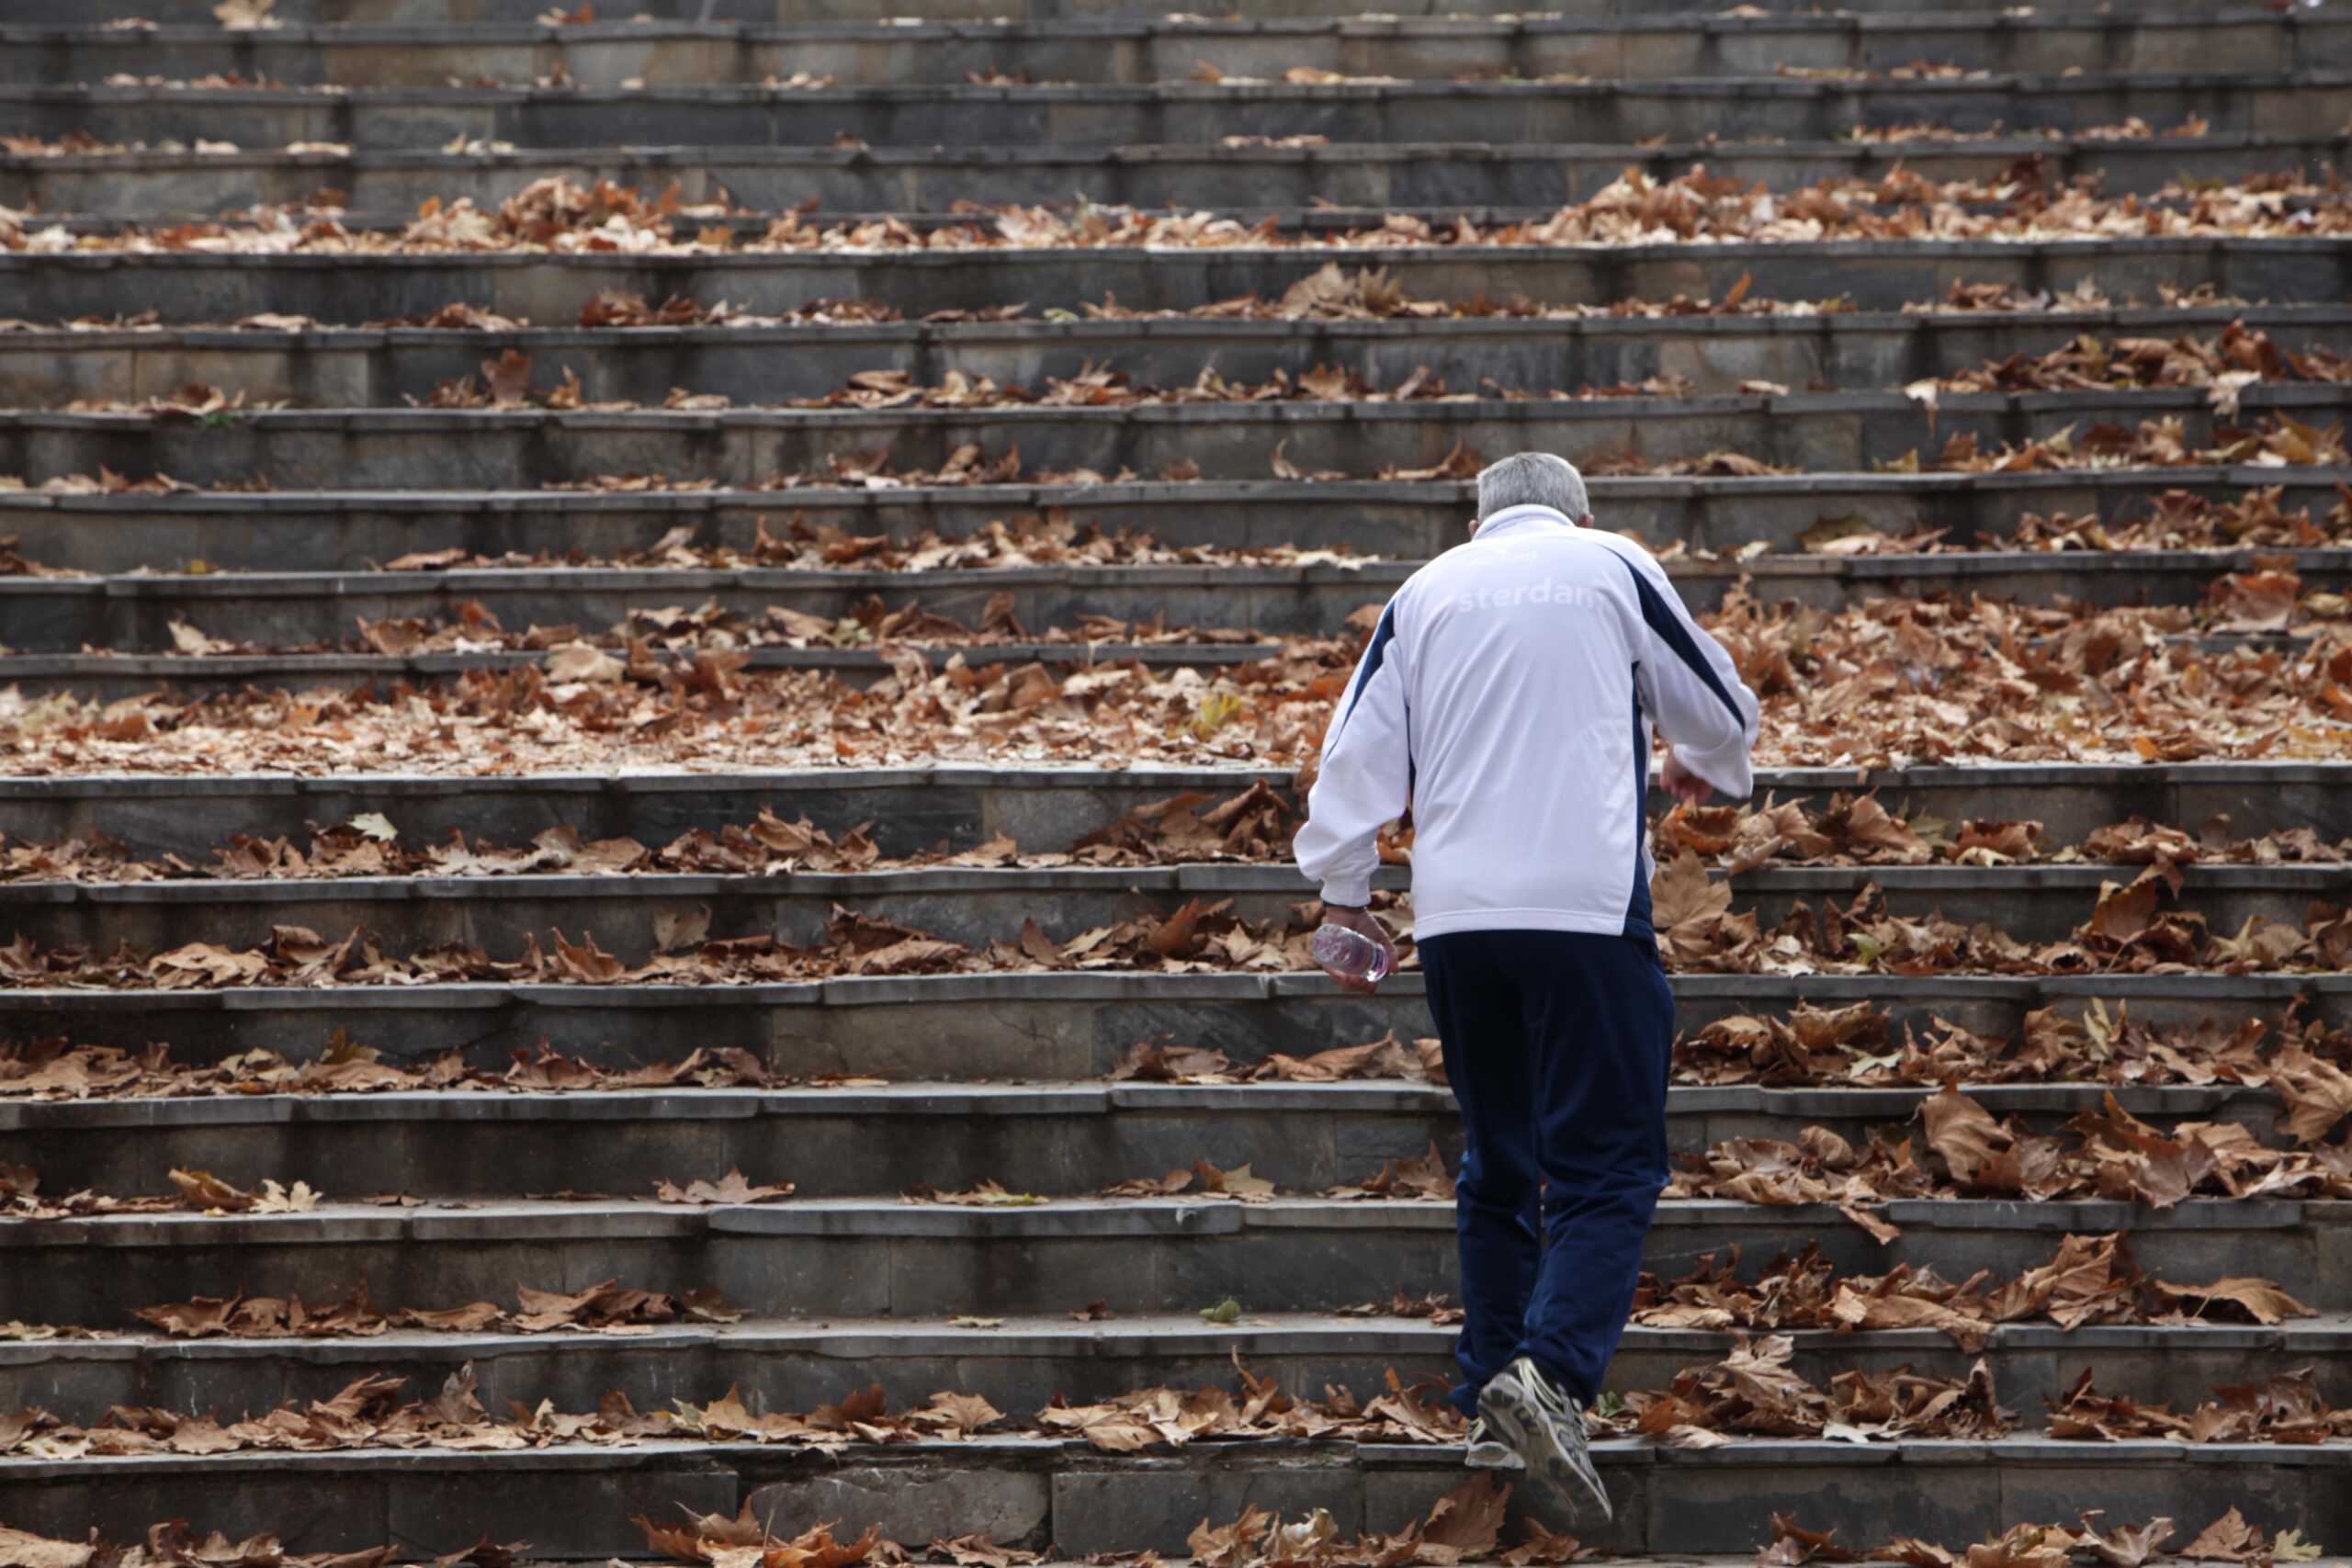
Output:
top-left (1294, 503), bottom-right (1760, 942)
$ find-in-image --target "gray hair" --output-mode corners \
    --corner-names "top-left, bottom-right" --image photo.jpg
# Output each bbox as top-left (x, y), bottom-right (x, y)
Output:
top-left (1476, 451), bottom-right (1590, 524)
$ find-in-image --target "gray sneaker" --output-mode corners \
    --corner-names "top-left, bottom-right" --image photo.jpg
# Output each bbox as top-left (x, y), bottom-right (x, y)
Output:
top-left (1476, 1357), bottom-right (1611, 1521)
top-left (1464, 1415), bottom-right (1524, 1471)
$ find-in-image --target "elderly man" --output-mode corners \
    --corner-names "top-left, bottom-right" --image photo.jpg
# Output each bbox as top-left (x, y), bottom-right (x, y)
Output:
top-left (1293, 452), bottom-right (1758, 1517)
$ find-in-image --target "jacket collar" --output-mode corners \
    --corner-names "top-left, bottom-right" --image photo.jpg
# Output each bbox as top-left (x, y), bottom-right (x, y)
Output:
top-left (1473, 502), bottom-right (1578, 540)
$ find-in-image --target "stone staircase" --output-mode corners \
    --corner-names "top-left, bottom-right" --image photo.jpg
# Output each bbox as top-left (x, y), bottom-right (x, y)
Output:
top-left (4, 0), bottom-right (2352, 1562)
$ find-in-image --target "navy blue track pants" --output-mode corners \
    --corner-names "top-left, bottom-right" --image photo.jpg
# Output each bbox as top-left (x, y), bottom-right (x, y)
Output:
top-left (1419, 928), bottom-right (1675, 1416)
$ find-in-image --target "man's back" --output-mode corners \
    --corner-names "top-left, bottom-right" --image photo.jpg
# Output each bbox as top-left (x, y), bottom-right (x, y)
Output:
top-left (1394, 511), bottom-right (1654, 938)
top-left (1294, 501), bottom-right (1757, 942)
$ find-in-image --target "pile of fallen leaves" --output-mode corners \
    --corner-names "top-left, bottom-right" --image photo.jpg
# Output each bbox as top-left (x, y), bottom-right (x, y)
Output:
top-left (2, 863), bottom-right (2346, 988)
top-left (0, 1521), bottom-right (489, 1568)
top-left (1917, 322), bottom-right (2348, 419)
top-left (15, 1342), bottom-right (2337, 1468)
top-left (1653, 854), bottom-right (2352, 977)
top-left (18, 483), bottom-right (2350, 581)
top-left (0, 1025), bottom-right (1430, 1105)
top-left (32, 484), bottom-right (2341, 586)
top-left (7, 590), bottom-right (2350, 778)
top-left (111, 570), bottom-right (2352, 668)
top-left (1634, 1231), bottom-right (2314, 1348)
top-left (1179, 1476), bottom-right (1579, 1568)
top-left (1655, 798), bottom-right (2348, 874)
top-left (1085, 1146), bottom-right (1450, 1203)
top-left (0, 894), bottom-right (1340, 987)
top-left (64, 338), bottom-right (2352, 420)
top-left (5, 1158), bottom-right (785, 1224)
top-left (106, 1230), bottom-right (2313, 1352)
top-left (1667, 1086), bottom-right (2352, 1238)
top-left (1910, 411), bottom-right (2349, 474)
top-left (0, 786), bottom-right (1295, 886)
top-left (1755, 1508), bottom-right (2322, 1568)
top-left (1849, 114), bottom-right (2215, 146)
top-left (1600, 1332), bottom-right (2012, 1446)
top-left (1, 1365), bottom-right (683, 1458)
top-left (1676, 1000), bottom-right (2352, 1108)
top-left (3, 1160), bottom-right (318, 1221)
top-left (0, 536), bottom-right (85, 580)
top-left (48, 789), bottom-right (2335, 888)
top-left (1113, 1031), bottom-right (1445, 1086)
top-left (0, 1347), bottom-right (2032, 1465)
top-left (386, 353), bottom-right (1668, 415)
top-left (17, 171), bottom-right (2345, 261)
top-left (133, 1279), bottom-right (744, 1339)
top-left (356, 509), bottom-right (1380, 574)
top-left (2010, 485), bottom-right (2352, 554)
top-left (0, 1034), bottom-right (815, 1100)
top-left (8, 999), bottom-right (2332, 1106)
top-left (158, 594), bottom-right (1288, 663)
top-left (660, 1474), bottom-right (1570, 1568)
top-left (2050, 1365), bottom-right (2352, 1444)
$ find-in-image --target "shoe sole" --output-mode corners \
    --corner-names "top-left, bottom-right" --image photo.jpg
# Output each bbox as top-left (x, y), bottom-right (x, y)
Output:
top-left (1464, 1442), bottom-right (1524, 1472)
top-left (1476, 1373), bottom-right (1612, 1522)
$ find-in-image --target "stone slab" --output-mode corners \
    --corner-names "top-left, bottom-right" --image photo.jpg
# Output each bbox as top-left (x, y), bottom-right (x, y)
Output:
top-left (3, 72), bottom-right (2346, 152)
top-left (11, 132), bottom-right (2345, 216)
top-left (1, 468), bottom-right (2336, 575)
top-left (1, 237), bottom-right (2345, 324)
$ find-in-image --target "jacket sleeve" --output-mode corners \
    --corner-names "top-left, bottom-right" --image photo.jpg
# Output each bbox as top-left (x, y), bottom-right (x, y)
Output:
top-left (1621, 550), bottom-right (1759, 800)
top-left (1293, 597), bottom-right (1411, 908)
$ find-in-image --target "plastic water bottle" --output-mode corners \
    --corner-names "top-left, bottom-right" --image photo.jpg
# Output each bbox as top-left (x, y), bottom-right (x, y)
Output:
top-left (1312, 922), bottom-right (1393, 984)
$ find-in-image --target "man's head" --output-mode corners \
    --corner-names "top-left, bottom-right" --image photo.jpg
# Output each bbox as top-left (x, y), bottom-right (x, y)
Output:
top-left (1475, 451), bottom-right (1591, 529)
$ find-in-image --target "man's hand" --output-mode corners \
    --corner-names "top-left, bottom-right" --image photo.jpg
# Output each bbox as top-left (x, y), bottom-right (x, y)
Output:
top-left (1317, 902), bottom-right (1397, 995)
top-left (1660, 748), bottom-right (1713, 806)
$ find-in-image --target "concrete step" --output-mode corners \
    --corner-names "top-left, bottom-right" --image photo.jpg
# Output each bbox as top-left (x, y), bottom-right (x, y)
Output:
top-left (3, 762), bottom-right (2338, 859)
top-left (42, 190), bottom-right (2330, 249)
top-left (7, 1312), bottom-right (2342, 1432)
top-left (0, 861), bottom-right (2333, 956)
top-left (13, 132), bottom-right (2340, 216)
top-left (3, 1195), bottom-right (2344, 1330)
top-left (10, 0), bottom-right (2295, 21)
top-left (0, 643), bottom-right (1287, 698)
top-left (8, 388), bottom-right (2347, 492)
top-left (2, 471), bottom-right (2338, 575)
top-left (2, 972), bottom-right (2345, 1071)
top-left (3, 72), bottom-right (2342, 152)
top-left (4, 235), bottom-right (2338, 325)
top-left (9, 305), bottom-right (2350, 412)
top-left (0, 1081), bottom-right (2295, 1205)
top-left (6, 12), bottom-right (2338, 91)
top-left (6, 552), bottom-right (2344, 659)
top-left (6, 1434), bottom-right (2347, 1561)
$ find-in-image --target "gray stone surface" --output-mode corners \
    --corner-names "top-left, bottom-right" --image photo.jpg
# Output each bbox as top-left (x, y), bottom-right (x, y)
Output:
top-left (8, 0), bottom-right (2318, 20)
top-left (3, 71), bottom-right (2346, 152)
top-left (6, 14), bottom-right (2343, 92)
top-left (2, 235), bottom-right (2346, 324)
top-left (5, 304), bottom-right (2348, 412)
top-left (0, 468), bottom-right (2335, 575)
top-left (748, 1462), bottom-right (1053, 1543)
top-left (1, 5), bottom-right (2344, 1554)
top-left (0, 861), bottom-right (2331, 956)
top-left (3, 1438), bottom-right (2347, 1557)
top-left (0, 1058), bottom-right (2297, 1199)
top-left (11, 131), bottom-right (2346, 216)
top-left (8, 389), bottom-right (2351, 503)
top-left (1, 970), bottom-right (2340, 1071)
top-left (9, 131), bottom-right (2342, 217)
top-left (8, 547), bottom-right (2352, 661)
top-left (3, 1196), bottom-right (2344, 1328)
top-left (15, 1314), bottom-right (2342, 1428)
